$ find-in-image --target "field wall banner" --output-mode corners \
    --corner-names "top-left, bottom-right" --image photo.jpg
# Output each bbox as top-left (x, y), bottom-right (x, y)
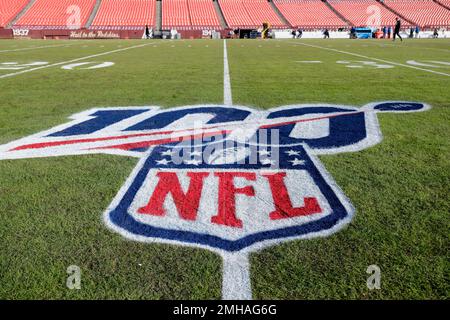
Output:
top-left (69, 30), bottom-right (145, 39)
top-left (6, 28), bottom-right (145, 40)
top-left (0, 28), bottom-right (13, 39)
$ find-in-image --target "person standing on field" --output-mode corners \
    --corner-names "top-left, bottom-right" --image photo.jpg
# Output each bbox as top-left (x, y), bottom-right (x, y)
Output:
top-left (433, 28), bottom-right (439, 38)
top-left (393, 18), bottom-right (402, 41)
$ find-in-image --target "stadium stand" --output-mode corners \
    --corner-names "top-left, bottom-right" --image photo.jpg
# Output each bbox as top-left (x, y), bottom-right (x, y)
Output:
top-left (0, 0), bottom-right (29, 27)
top-left (2, 0), bottom-right (449, 31)
top-left (383, 0), bottom-right (450, 28)
top-left (273, 0), bottom-right (346, 29)
top-left (91, 0), bottom-right (156, 29)
top-left (15, 0), bottom-right (96, 28)
top-left (328, 0), bottom-right (401, 27)
top-left (219, 0), bottom-right (286, 28)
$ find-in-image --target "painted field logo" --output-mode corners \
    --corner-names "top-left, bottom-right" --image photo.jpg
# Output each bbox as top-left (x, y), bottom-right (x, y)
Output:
top-left (0, 101), bottom-right (430, 299)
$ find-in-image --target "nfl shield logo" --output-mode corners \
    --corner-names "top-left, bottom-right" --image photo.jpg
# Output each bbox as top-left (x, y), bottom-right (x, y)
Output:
top-left (105, 140), bottom-right (354, 252)
top-left (104, 139), bottom-right (354, 299)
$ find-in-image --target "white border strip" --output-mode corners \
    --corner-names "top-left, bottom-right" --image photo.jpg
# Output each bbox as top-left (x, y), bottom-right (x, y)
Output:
top-left (0, 43), bottom-right (154, 79)
top-left (292, 41), bottom-right (450, 77)
top-left (223, 40), bottom-right (233, 106)
top-left (222, 252), bottom-right (252, 300)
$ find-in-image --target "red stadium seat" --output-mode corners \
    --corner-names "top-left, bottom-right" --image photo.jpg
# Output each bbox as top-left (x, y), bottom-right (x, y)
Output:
top-left (91, 0), bottom-right (156, 29)
top-left (384, 0), bottom-right (450, 28)
top-left (15, 0), bottom-right (95, 28)
top-left (0, 0), bottom-right (29, 27)
top-left (328, 0), bottom-right (400, 28)
top-left (273, 0), bottom-right (346, 29)
top-left (219, 0), bottom-right (285, 29)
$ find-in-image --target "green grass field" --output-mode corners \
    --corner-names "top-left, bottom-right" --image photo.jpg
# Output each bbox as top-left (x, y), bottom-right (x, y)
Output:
top-left (0, 38), bottom-right (448, 299)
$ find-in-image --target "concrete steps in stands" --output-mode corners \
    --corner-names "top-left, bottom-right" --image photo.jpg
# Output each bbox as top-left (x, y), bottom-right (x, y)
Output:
top-left (213, 0), bottom-right (228, 29)
top-left (6, 0), bottom-right (36, 28)
top-left (85, 0), bottom-right (102, 28)
top-left (269, 0), bottom-right (291, 27)
top-left (377, 0), bottom-right (416, 25)
top-left (156, 0), bottom-right (162, 31)
top-left (324, 0), bottom-right (352, 27)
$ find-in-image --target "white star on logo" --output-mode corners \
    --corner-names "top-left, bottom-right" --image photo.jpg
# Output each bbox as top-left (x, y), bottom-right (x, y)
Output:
top-left (285, 150), bottom-right (300, 156)
top-left (257, 149), bottom-right (271, 156)
top-left (190, 150), bottom-right (202, 157)
top-left (184, 159), bottom-right (202, 166)
top-left (289, 158), bottom-right (305, 166)
top-left (260, 159), bottom-right (276, 165)
top-left (160, 149), bottom-right (174, 157)
top-left (156, 158), bottom-right (171, 165)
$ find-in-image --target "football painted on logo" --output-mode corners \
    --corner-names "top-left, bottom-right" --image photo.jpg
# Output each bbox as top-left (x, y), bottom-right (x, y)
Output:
top-left (206, 146), bottom-right (251, 165)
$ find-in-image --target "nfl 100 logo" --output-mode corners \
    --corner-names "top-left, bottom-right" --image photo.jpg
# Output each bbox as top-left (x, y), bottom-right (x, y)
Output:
top-left (0, 101), bottom-right (430, 299)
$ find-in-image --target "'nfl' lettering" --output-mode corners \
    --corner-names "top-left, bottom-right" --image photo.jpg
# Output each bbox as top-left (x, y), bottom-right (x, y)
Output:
top-left (136, 170), bottom-right (322, 227)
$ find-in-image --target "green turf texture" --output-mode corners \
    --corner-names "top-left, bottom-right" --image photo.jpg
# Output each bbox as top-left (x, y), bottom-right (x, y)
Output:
top-left (0, 39), bottom-right (448, 299)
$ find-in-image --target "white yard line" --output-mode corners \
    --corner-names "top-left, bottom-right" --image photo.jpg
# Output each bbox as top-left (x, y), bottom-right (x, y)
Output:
top-left (222, 40), bottom-right (253, 300)
top-left (370, 41), bottom-right (450, 53)
top-left (0, 44), bottom-right (71, 53)
top-left (222, 253), bottom-right (252, 300)
top-left (292, 41), bottom-right (450, 77)
top-left (223, 39), bottom-right (233, 106)
top-left (0, 42), bottom-right (154, 79)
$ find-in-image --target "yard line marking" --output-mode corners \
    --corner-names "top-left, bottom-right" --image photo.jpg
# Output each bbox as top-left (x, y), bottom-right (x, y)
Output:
top-left (223, 39), bottom-right (233, 106)
top-left (0, 44), bottom-right (72, 53)
top-left (222, 253), bottom-right (252, 300)
top-left (368, 41), bottom-right (450, 53)
top-left (406, 60), bottom-right (450, 68)
top-left (292, 41), bottom-right (450, 77)
top-left (429, 61), bottom-right (450, 66)
top-left (0, 43), bottom-right (154, 79)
